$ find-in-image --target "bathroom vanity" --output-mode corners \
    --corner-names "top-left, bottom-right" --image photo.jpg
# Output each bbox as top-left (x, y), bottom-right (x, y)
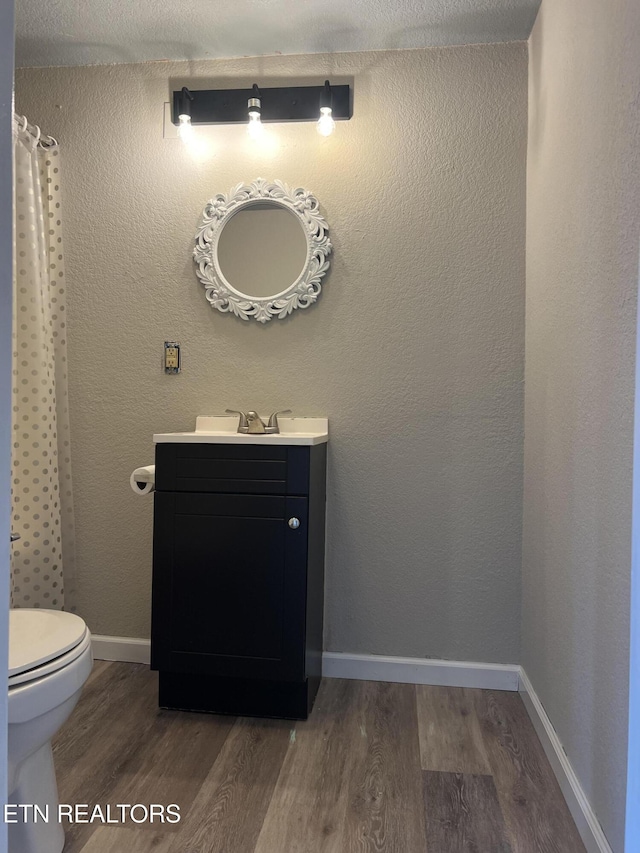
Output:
top-left (150, 416), bottom-right (328, 719)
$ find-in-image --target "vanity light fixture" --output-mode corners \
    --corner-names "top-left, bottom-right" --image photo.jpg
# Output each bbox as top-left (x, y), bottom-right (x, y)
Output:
top-left (247, 84), bottom-right (263, 140)
top-left (171, 81), bottom-right (352, 134)
top-left (177, 86), bottom-right (194, 141)
top-left (317, 80), bottom-right (336, 137)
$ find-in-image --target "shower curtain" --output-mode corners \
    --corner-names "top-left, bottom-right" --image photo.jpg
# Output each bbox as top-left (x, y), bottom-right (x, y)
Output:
top-left (10, 116), bottom-right (75, 610)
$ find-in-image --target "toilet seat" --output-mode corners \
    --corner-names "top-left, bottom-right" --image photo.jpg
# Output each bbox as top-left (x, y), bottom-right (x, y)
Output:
top-left (9, 630), bottom-right (91, 688)
top-left (9, 609), bottom-right (88, 683)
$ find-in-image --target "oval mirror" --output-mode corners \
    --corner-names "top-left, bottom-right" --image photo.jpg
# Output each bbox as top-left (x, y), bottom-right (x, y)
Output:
top-left (217, 203), bottom-right (308, 299)
top-left (193, 179), bottom-right (332, 323)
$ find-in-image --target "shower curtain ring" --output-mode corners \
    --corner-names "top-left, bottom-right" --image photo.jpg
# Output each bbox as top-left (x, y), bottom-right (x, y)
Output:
top-left (19, 115), bottom-right (28, 133)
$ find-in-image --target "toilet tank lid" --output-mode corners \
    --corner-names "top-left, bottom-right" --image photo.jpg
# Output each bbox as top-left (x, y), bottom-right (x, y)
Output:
top-left (9, 609), bottom-right (88, 677)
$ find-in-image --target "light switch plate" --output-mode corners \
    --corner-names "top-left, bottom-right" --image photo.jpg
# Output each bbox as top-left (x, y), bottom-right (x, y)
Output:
top-left (164, 341), bottom-right (181, 374)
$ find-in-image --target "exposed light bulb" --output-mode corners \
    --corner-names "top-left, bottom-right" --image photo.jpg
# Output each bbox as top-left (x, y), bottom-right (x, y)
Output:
top-left (247, 111), bottom-right (264, 140)
top-left (178, 114), bottom-right (194, 142)
top-left (317, 106), bottom-right (335, 137)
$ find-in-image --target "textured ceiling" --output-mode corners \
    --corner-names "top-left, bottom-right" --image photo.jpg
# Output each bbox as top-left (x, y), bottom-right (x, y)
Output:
top-left (15, 0), bottom-right (540, 68)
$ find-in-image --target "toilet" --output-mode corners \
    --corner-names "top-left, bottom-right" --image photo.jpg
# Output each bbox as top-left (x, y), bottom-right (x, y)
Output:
top-left (8, 609), bottom-right (93, 853)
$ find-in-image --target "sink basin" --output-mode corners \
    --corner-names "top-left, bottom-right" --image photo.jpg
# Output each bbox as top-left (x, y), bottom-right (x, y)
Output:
top-left (153, 416), bottom-right (328, 446)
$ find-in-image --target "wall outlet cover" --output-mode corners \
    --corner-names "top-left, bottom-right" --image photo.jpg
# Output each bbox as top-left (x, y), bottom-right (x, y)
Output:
top-left (164, 341), bottom-right (181, 374)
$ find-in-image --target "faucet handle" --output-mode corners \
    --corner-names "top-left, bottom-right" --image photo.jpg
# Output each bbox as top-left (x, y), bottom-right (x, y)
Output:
top-left (266, 409), bottom-right (292, 433)
top-left (225, 409), bottom-right (249, 433)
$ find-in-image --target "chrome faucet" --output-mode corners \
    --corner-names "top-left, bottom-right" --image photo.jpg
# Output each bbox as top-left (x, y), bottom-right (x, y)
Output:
top-left (226, 409), bottom-right (291, 435)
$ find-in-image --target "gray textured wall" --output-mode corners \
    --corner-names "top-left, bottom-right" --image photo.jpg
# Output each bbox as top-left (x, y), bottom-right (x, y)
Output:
top-left (524, 1), bottom-right (640, 849)
top-left (16, 43), bottom-right (527, 662)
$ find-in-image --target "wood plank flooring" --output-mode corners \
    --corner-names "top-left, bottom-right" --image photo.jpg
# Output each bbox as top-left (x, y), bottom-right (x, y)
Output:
top-left (52, 663), bottom-right (586, 853)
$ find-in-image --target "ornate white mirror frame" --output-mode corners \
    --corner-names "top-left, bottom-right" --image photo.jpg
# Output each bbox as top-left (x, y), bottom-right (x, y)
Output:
top-left (193, 178), bottom-right (332, 323)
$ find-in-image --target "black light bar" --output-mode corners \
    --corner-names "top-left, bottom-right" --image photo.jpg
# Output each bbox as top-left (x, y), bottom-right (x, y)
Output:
top-left (171, 82), bottom-right (352, 126)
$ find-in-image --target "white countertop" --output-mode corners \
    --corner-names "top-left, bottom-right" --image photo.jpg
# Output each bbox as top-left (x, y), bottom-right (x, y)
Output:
top-left (153, 416), bottom-right (328, 446)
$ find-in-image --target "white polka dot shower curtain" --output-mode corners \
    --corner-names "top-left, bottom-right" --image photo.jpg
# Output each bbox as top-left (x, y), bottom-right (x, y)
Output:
top-left (11, 117), bottom-right (75, 610)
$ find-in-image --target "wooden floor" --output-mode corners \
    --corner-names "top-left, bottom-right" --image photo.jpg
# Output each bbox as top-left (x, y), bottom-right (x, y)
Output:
top-left (53, 662), bottom-right (586, 853)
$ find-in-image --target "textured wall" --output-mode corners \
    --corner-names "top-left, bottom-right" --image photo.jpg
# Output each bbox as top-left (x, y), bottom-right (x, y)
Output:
top-left (524, 1), bottom-right (640, 849)
top-left (16, 43), bottom-right (527, 662)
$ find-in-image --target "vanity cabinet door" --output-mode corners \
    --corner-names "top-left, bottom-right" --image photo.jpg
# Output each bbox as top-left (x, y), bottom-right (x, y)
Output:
top-left (151, 491), bottom-right (308, 682)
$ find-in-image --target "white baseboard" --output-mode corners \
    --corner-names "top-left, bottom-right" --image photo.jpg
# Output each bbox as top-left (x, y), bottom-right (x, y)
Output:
top-left (519, 669), bottom-right (612, 853)
top-left (91, 636), bottom-right (519, 690)
top-left (91, 635), bottom-right (151, 664)
top-left (322, 651), bottom-right (520, 690)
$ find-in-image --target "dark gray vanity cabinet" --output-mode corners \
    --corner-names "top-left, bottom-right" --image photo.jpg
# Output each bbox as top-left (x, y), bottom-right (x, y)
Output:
top-left (150, 441), bottom-right (327, 719)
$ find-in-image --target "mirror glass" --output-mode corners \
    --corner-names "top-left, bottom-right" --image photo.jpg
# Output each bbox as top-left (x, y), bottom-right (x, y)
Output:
top-left (217, 202), bottom-right (308, 298)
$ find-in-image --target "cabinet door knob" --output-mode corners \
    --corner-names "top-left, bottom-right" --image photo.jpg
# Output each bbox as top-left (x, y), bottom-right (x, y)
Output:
top-left (288, 517), bottom-right (300, 529)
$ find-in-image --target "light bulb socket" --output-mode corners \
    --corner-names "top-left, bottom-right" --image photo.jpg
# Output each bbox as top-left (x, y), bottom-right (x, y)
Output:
top-left (320, 80), bottom-right (332, 111)
top-left (248, 84), bottom-right (262, 118)
top-left (178, 86), bottom-right (194, 120)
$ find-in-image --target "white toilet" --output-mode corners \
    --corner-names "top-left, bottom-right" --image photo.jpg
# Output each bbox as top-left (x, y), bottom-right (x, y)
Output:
top-left (8, 609), bottom-right (93, 853)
